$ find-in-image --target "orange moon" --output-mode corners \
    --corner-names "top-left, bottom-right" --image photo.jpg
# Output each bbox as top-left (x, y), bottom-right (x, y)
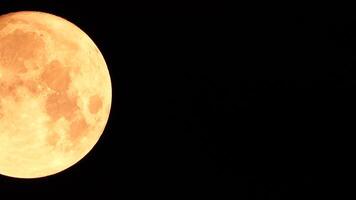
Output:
top-left (0, 11), bottom-right (112, 178)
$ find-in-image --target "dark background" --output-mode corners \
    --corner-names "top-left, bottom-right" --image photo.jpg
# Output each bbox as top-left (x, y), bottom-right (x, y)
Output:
top-left (0, 1), bottom-right (352, 199)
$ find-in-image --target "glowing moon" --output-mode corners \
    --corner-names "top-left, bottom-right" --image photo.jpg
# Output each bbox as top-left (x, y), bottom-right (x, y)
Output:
top-left (0, 11), bottom-right (112, 178)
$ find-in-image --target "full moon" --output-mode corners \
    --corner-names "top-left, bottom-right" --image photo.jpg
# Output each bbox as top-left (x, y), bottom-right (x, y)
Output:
top-left (0, 11), bottom-right (112, 178)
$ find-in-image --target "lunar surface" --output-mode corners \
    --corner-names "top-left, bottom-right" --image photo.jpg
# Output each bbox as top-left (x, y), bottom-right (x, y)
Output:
top-left (0, 11), bottom-right (112, 178)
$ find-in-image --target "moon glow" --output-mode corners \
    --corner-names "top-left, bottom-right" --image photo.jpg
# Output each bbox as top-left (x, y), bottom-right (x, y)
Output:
top-left (0, 11), bottom-right (112, 178)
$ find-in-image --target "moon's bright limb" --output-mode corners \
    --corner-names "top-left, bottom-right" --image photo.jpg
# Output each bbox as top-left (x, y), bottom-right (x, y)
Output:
top-left (0, 11), bottom-right (112, 178)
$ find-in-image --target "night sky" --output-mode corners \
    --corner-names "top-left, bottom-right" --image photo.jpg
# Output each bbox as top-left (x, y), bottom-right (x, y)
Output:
top-left (0, 1), bottom-right (352, 199)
